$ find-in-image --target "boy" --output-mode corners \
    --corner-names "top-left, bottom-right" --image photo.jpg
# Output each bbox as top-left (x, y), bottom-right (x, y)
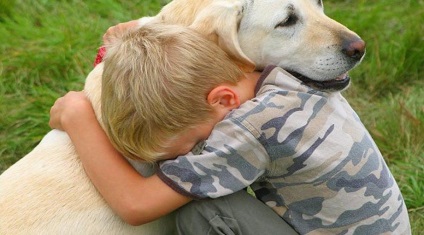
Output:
top-left (50, 25), bottom-right (411, 234)
top-left (51, 23), bottom-right (297, 234)
top-left (100, 23), bottom-right (250, 163)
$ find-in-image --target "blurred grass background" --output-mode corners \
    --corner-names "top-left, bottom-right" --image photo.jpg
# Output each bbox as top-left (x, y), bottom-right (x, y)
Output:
top-left (0, 0), bottom-right (423, 233)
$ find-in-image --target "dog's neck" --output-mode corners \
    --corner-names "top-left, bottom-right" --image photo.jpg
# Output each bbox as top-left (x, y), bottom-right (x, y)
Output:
top-left (83, 62), bottom-right (104, 129)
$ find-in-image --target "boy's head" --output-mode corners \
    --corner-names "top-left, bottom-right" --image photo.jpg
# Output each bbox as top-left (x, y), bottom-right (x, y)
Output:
top-left (101, 23), bottom-right (244, 162)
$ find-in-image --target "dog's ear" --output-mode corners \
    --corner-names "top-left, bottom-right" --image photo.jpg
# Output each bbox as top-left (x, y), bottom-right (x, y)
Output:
top-left (189, 1), bottom-right (255, 72)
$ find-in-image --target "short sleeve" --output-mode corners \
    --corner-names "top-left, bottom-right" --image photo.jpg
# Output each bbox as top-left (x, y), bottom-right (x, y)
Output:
top-left (157, 117), bottom-right (269, 199)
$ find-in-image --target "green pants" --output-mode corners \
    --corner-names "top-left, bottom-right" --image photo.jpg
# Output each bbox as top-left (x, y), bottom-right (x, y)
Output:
top-left (176, 190), bottom-right (298, 235)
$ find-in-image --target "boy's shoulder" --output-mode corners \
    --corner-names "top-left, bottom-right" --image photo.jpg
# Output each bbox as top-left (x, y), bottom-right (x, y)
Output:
top-left (257, 66), bottom-right (314, 94)
top-left (226, 66), bottom-right (334, 128)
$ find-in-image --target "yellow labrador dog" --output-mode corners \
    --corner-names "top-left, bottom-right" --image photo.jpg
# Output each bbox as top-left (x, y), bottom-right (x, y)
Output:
top-left (0, 0), bottom-right (365, 234)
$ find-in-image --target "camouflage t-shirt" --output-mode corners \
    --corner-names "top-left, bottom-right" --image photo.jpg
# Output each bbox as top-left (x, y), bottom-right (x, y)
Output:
top-left (158, 66), bottom-right (411, 234)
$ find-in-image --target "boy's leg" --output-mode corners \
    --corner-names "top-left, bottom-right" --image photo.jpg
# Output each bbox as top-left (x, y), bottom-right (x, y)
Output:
top-left (176, 190), bottom-right (298, 235)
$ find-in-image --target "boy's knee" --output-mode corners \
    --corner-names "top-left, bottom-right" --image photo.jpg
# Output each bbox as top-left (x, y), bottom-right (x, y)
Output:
top-left (176, 191), bottom-right (251, 224)
top-left (176, 200), bottom-right (206, 233)
top-left (176, 198), bottom-right (216, 224)
top-left (176, 198), bottom-right (241, 235)
top-left (176, 192), bottom-right (299, 235)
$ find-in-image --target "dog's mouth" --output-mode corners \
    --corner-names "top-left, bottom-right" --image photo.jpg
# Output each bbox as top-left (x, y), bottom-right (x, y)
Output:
top-left (288, 71), bottom-right (351, 91)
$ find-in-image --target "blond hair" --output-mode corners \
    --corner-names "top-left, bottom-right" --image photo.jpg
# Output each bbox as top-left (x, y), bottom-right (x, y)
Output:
top-left (101, 23), bottom-right (244, 162)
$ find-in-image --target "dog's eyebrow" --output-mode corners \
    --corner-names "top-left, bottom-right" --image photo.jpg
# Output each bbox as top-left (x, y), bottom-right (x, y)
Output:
top-left (287, 4), bottom-right (294, 11)
top-left (247, 0), bottom-right (254, 8)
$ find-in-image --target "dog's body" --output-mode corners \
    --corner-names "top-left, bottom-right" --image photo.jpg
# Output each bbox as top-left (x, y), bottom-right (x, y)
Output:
top-left (0, 64), bottom-right (176, 234)
top-left (0, 0), bottom-right (365, 233)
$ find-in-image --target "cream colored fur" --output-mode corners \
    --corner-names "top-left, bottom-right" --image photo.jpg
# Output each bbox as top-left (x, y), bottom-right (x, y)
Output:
top-left (0, 0), bottom-right (363, 233)
top-left (0, 64), bottom-right (176, 234)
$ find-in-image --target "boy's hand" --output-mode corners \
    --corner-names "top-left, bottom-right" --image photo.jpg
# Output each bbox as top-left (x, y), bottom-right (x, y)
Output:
top-left (49, 91), bottom-right (95, 131)
top-left (103, 20), bottom-right (140, 45)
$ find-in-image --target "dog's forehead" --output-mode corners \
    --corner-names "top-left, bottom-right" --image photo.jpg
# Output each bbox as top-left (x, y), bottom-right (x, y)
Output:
top-left (240, 0), bottom-right (324, 31)
top-left (242, 0), bottom-right (319, 15)
top-left (242, 0), bottom-right (299, 21)
top-left (240, 0), bottom-right (280, 25)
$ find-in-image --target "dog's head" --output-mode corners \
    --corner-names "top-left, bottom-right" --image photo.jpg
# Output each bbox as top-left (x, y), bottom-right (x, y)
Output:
top-left (238, 0), bottom-right (366, 91)
top-left (185, 0), bottom-right (365, 91)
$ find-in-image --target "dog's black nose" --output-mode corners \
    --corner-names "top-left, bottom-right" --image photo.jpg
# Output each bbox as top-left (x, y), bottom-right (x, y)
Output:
top-left (342, 38), bottom-right (366, 60)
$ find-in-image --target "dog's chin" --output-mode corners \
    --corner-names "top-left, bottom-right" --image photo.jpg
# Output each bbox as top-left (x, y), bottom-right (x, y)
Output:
top-left (288, 71), bottom-right (351, 91)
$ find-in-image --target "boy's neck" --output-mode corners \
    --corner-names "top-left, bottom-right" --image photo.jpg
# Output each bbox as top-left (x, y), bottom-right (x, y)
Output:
top-left (237, 71), bottom-right (262, 104)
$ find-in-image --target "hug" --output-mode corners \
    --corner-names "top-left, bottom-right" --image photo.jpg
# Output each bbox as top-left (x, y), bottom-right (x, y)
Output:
top-left (0, 0), bottom-right (411, 234)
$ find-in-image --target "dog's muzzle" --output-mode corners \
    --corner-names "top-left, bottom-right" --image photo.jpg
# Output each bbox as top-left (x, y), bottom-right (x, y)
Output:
top-left (290, 37), bottom-right (365, 91)
top-left (289, 71), bottom-right (351, 91)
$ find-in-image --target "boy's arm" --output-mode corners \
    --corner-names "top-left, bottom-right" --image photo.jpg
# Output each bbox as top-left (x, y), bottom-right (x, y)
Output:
top-left (158, 116), bottom-right (269, 199)
top-left (50, 91), bottom-right (191, 225)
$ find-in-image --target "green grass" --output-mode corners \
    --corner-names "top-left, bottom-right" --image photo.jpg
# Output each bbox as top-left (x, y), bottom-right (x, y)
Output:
top-left (1, 0), bottom-right (423, 233)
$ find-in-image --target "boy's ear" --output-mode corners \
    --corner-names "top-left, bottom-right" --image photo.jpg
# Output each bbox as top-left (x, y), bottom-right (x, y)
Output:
top-left (207, 86), bottom-right (240, 110)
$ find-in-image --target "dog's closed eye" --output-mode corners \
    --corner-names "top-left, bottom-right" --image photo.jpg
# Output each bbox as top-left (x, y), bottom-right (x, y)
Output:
top-left (275, 13), bottom-right (298, 28)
